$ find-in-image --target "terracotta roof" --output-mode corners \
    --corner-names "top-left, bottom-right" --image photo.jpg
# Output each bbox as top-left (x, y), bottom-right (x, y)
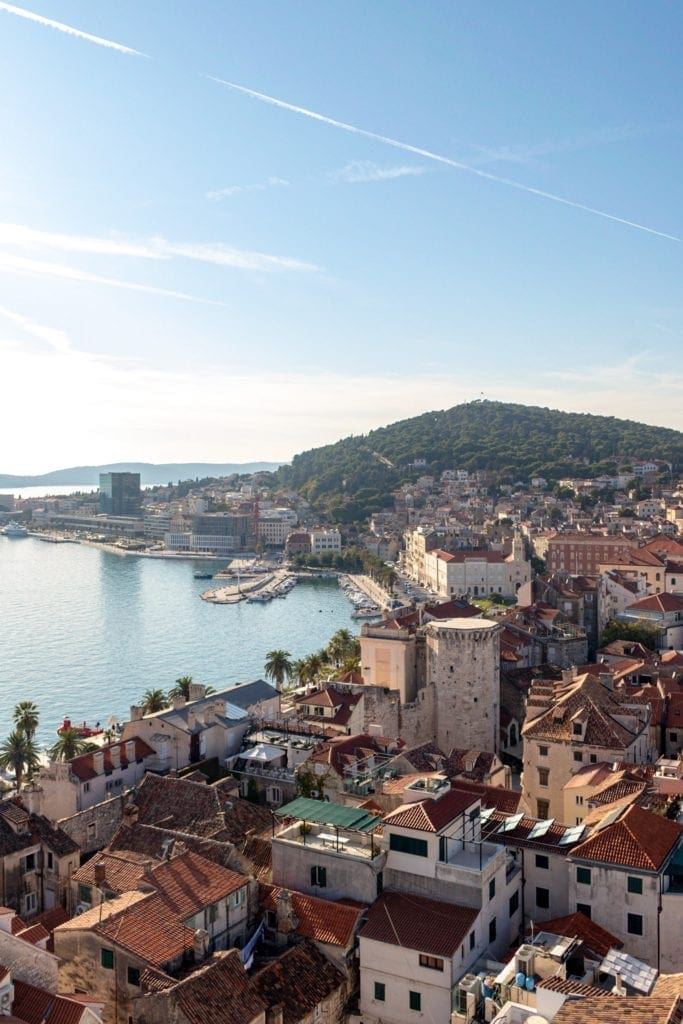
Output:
top-left (360, 890), bottom-right (478, 958)
top-left (383, 788), bottom-right (478, 832)
top-left (10, 977), bottom-right (90, 1024)
top-left (144, 948), bottom-right (265, 1024)
top-left (133, 773), bottom-right (272, 842)
top-left (449, 781), bottom-right (523, 815)
top-left (59, 851), bottom-right (250, 969)
top-left (552, 995), bottom-right (682, 1024)
top-left (251, 939), bottom-right (345, 1024)
top-left (626, 592), bottom-right (683, 614)
top-left (14, 923), bottom-right (49, 946)
top-left (532, 911), bottom-right (623, 958)
top-left (260, 885), bottom-right (364, 947)
top-left (68, 737), bottom-right (156, 782)
top-left (72, 851), bottom-right (156, 894)
top-left (570, 804), bottom-right (683, 871)
top-left (522, 674), bottom-right (646, 749)
top-left (482, 811), bottom-right (583, 853)
top-left (537, 976), bottom-right (609, 998)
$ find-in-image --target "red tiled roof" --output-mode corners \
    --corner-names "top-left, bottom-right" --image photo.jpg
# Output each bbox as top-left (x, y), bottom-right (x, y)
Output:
top-left (72, 851), bottom-right (155, 894)
top-left (571, 804), bottom-right (683, 871)
top-left (532, 911), bottom-right (623, 958)
top-left (360, 891), bottom-right (477, 958)
top-left (260, 885), bottom-right (363, 947)
top-left (449, 781), bottom-right (523, 815)
top-left (15, 923), bottom-right (50, 946)
top-left (69, 737), bottom-right (156, 782)
top-left (552, 994), bottom-right (682, 1024)
top-left (383, 788), bottom-right (478, 832)
top-left (251, 939), bottom-right (345, 1024)
top-left (626, 592), bottom-right (683, 614)
top-left (10, 977), bottom-right (89, 1024)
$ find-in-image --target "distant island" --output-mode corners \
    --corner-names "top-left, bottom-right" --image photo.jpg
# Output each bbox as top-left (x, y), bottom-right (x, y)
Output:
top-left (0, 461), bottom-right (282, 488)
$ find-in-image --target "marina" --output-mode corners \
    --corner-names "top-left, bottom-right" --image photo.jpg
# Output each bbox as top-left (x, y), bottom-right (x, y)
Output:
top-left (0, 535), bottom-right (359, 747)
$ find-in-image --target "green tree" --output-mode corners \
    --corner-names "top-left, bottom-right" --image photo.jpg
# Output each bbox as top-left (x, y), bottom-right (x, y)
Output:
top-left (304, 652), bottom-right (324, 684)
top-left (49, 728), bottom-right (93, 763)
top-left (140, 688), bottom-right (167, 714)
top-left (169, 676), bottom-right (215, 701)
top-left (296, 763), bottom-right (330, 800)
top-left (12, 701), bottom-right (39, 741)
top-left (290, 659), bottom-right (309, 686)
top-left (264, 650), bottom-right (293, 692)
top-left (601, 619), bottom-right (660, 651)
top-left (0, 729), bottom-right (40, 789)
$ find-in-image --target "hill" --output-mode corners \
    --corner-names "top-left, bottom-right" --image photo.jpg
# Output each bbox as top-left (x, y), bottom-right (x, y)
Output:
top-left (276, 401), bottom-right (682, 511)
top-left (0, 461), bottom-right (281, 488)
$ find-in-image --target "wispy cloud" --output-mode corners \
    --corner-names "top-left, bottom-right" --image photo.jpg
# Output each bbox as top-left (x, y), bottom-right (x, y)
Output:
top-left (206, 76), bottom-right (679, 243)
top-left (0, 223), bottom-right (320, 273)
top-left (0, 252), bottom-right (224, 304)
top-left (0, 303), bottom-right (72, 353)
top-left (206, 176), bottom-right (290, 201)
top-left (329, 160), bottom-right (427, 184)
top-left (0, 1), bottom-right (148, 57)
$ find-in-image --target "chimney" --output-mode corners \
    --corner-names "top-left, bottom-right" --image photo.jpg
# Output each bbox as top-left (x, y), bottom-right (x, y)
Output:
top-left (275, 889), bottom-right (297, 946)
top-left (188, 683), bottom-right (207, 702)
top-left (93, 750), bottom-right (105, 774)
top-left (123, 800), bottom-right (139, 824)
top-left (613, 972), bottom-right (626, 997)
top-left (266, 1008), bottom-right (284, 1024)
top-left (94, 862), bottom-right (106, 887)
top-left (130, 706), bottom-right (144, 722)
top-left (125, 740), bottom-right (136, 762)
top-left (193, 928), bottom-right (209, 962)
top-left (109, 745), bottom-right (121, 769)
top-left (172, 696), bottom-right (186, 710)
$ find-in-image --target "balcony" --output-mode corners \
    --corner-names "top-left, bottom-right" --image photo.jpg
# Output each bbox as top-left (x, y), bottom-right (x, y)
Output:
top-left (436, 841), bottom-right (505, 883)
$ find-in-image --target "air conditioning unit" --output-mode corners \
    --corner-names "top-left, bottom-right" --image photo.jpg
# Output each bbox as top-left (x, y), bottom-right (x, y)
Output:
top-left (75, 903), bottom-right (90, 915)
top-left (459, 975), bottom-right (481, 996)
top-left (515, 944), bottom-right (535, 977)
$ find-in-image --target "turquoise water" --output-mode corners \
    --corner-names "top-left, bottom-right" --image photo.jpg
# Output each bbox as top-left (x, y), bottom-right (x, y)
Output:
top-left (0, 537), bottom-right (357, 747)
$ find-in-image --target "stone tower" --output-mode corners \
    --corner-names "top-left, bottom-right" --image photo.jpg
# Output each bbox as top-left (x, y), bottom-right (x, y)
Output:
top-left (424, 617), bottom-right (501, 753)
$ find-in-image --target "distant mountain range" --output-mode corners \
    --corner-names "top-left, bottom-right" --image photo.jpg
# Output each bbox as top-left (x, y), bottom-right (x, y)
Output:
top-left (0, 462), bottom-right (282, 488)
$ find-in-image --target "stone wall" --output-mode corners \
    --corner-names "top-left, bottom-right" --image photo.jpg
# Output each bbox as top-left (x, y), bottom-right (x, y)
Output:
top-left (0, 930), bottom-right (59, 989)
top-left (58, 794), bottom-right (128, 858)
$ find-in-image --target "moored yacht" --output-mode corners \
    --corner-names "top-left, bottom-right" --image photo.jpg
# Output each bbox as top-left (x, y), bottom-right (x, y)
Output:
top-left (1, 521), bottom-right (28, 538)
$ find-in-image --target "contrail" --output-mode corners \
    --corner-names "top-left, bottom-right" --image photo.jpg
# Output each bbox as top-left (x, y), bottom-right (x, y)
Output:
top-left (0, 2), bottom-right (148, 57)
top-left (207, 76), bottom-right (680, 243)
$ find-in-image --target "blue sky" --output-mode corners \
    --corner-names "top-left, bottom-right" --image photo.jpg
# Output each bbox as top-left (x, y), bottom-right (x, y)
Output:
top-left (0, 1), bottom-right (681, 473)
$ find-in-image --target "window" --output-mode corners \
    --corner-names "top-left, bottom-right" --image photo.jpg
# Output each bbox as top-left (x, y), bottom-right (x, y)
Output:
top-left (576, 867), bottom-right (591, 886)
top-left (538, 768), bottom-right (549, 787)
top-left (101, 949), bottom-right (114, 970)
top-left (22, 853), bottom-right (36, 872)
top-left (419, 954), bottom-right (444, 971)
top-left (536, 887), bottom-right (550, 909)
top-left (535, 854), bottom-right (549, 869)
top-left (669, 732), bottom-right (678, 743)
top-left (24, 892), bottom-right (37, 914)
top-left (572, 723), bottom-right (583, 736)
top-left (469, 806), bottom-right (480, 822)
top-left (627, 913), bottom-right (643, 935)
top-left (489, 918), bottom-right (497, 943)
top-left (469, 930), bottom-right (476, 950)
top-left (127, 967), bottom-right (140, 987)
top-left (78, 884), bottom-right (92, 904)
top-left (589, 754), bottom-right (597, 764)
top-left (573, 752), bottom-right (583, 763)
top-left (627, 877), bottom-right (643, 895)
top-left (389, 833), bottom-right (428, 857)
top-left (374, 981), bottom-right (385, 1002)
top-left (509, 891), bottom-right (519, 916)
top-left (83, 782), bottom-right (90, 792)
top-left (489, 878), bottom-right (496, 900)
top-left (310, 866), bottom-right (327, 888)
top-left (539, 746), bottom-right (548, 757)
top-left (209, 903), bottom-right (218, 923)
top-left (376, 871), bottom-right (383, 896)
top-left (439, 836), bottom-right (447, 862)
top-left (46, 852), bottom-right (53, 870)
top-left (409, 991), bottom-right (421, 1012)
top-left (576, 903), bottom-right (591, 919)
top-left (537, 800), bottom-right (550, 819)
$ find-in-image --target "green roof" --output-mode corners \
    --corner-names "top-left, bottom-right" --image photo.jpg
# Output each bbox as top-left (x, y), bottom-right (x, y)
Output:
top-left (275, 797), bottom-right (381, 832)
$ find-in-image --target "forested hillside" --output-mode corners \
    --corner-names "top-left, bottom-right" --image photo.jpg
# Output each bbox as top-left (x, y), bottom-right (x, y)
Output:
top-left (276, 401), bottom-right (682, 510)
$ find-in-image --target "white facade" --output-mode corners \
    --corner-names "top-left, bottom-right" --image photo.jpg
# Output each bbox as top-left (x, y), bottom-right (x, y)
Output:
top-left (310, 528), bottom-right (342, 554)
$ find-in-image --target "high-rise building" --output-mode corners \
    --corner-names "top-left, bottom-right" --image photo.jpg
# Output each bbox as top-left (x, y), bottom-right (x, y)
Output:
top-left (99, 472), bottom-right (142, 516)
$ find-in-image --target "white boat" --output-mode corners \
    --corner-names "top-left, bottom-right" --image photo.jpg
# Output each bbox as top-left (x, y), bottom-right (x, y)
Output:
top-left (352, 605), bottom-right (381, 618)
top-left (1, 521), bottom-right (28, 538)
top-left (247, 592), bottom-right (272, 603)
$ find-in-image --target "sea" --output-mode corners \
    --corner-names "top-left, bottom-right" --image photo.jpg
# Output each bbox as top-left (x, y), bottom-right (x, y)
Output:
top-left (0, 536), bottom-right (358, 748)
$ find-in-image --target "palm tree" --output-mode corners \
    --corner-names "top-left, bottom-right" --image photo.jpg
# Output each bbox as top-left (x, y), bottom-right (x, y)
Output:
top-left (140, 689), bottom-right (167, 714)
top-left (0, 730), bottom-right (40, 789)
top-left (168, 676), bottom-right (215, 701)
top-left (264, 650), bottom-right (292, 693)
top-left (13, 701), bottom-right (40, 741)
top-left (290, 659), bottom-right (309, 686)
top-left (49, 728), bottom-right (92, 763)
top-left (304, 652), bottom-right (324, 685)
top-left (328, 628), bottom-right (354, 666)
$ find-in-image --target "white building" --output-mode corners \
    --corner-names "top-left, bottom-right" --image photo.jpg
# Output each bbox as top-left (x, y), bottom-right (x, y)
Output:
top-left (310, 528), bottom-right (342, 554)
